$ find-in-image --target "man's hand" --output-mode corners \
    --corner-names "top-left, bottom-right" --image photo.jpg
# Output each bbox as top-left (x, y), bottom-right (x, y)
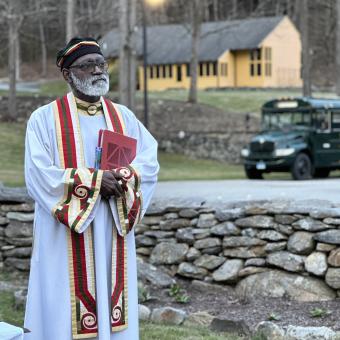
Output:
top-left (100, 170), bottom-right (124, 200)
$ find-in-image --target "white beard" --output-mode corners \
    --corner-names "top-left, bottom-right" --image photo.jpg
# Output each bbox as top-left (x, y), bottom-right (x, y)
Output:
top-left (69, 72), bottom-right (110, 97)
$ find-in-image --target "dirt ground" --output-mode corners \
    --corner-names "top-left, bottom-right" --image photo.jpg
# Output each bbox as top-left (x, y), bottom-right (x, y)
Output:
top-left (144, 277), bottom-right (340, 332)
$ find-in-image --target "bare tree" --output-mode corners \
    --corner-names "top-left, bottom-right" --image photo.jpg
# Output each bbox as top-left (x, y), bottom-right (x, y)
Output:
top-left (6, 0), bottom-right (23, 121)
top-left (301, 0), bottom-right (312, 96)
top-left (36, 0), bottom-right (47, 77)
top-left (188, 0), bottom-right (203, 103)
top-left (119, 0), bottom-right (137, 108)
top-left (231, 0), bottom-right (238, 19)
top-left (66, 0), bottom-right (76, 42)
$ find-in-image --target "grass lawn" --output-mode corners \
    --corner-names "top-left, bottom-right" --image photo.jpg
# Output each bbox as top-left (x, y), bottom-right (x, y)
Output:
top-left (142, 89), bottom-right (302, 114)
top-left (0, 291), bottom-right (24, 326)
top-left (140, 322), bottom-right (243, 340)
top-left (39, 79), bottom-right (68, 96)
top-left (139, 88), bottom-right (338, 115)
top-left (0, 288), bottom-right (242, 340)
top-left (0, 122), bottom-right (26, 187)
top-left (158, 152), bottom-right (244, 181)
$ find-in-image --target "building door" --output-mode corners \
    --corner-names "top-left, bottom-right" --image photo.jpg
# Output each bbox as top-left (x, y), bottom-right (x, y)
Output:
top-left (177, 65), bottom-right (182, 82)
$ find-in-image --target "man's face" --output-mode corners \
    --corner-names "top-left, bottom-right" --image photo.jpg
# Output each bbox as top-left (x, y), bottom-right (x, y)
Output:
top-left (63, 53), bottom-right (110, 97)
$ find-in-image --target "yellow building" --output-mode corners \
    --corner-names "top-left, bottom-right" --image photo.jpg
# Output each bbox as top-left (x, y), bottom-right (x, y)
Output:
top-left (101, 16), bottom-right (302, 90)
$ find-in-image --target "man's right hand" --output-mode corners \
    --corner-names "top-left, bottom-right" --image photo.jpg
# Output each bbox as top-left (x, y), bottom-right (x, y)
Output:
top-left (100, 170), bottom-right (124, 200)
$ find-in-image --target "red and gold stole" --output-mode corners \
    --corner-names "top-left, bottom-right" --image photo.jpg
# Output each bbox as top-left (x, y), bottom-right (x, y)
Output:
top-left (52, 92), bottom-right (142, 339)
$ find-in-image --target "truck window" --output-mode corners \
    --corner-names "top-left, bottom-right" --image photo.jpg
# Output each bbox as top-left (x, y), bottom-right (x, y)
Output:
top-left (313, 110), bottom-right (329, 131)
top-left (332, 110), bottom-right (340, 130)
top-left (262, 111), bottom-right (310, 130)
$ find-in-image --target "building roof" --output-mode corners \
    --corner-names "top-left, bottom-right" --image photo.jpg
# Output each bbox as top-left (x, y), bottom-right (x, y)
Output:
top-left (100, 16), bottom-right (285, 65)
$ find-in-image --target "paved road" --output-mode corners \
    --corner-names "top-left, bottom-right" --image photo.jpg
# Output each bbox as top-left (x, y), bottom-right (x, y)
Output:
top-left (154, 179), bottom-right (340, 205)
top-left (0, 81), bottom-right (39, 93)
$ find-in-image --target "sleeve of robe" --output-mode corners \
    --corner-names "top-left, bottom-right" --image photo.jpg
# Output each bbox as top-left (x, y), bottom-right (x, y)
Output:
top-left (24, 105), bottom-right (103, 234)
top-left (109, 104), bottom-right (159, 235)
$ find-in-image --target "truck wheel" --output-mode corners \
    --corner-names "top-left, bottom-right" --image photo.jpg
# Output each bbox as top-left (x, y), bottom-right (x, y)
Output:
top-left (245, 167), bottom-right (263, 179)
top-left (313, 168), bottom-right (330, 178)
top-left (291, 153), bottom-right (312, 180)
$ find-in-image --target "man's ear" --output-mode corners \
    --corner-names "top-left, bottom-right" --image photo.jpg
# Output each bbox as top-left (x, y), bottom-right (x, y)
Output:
top-left (62, 69), bottom-right (72, 84)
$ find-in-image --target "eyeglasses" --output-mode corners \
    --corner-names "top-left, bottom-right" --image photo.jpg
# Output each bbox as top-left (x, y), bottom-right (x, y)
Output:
top-left (69, 60), bottom-right (109, 72)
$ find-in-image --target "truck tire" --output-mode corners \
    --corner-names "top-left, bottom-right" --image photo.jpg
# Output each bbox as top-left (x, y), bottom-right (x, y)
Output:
top-left (291, 153), bottom-right (312, 180)
top-left (245, 167), bottom-right (263, 179)
top-left (313, 168), bottom-right (330, 178)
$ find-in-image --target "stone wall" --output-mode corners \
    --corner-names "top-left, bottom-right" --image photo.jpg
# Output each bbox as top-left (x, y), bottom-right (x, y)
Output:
top-left (158, 131), bottom-right (255, 164)
top-left (2, 187), bottom-right (339, 301)
top-left (0, 186), bottom-right (34, 272)
top-left (0, 95), bottom-right (54, 122)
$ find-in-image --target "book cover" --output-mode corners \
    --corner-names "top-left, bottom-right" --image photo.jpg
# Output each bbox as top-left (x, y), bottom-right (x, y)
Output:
top-left (98, 129), bottom-right (137, 169)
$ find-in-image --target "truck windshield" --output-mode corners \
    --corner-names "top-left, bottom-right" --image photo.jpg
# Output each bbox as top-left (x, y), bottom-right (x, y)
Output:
top-left (262, 111), bottom-right (311, 130)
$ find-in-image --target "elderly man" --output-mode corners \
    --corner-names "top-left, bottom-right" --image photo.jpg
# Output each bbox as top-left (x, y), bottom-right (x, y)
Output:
top-left (24, 37), bottom-right (159, 340)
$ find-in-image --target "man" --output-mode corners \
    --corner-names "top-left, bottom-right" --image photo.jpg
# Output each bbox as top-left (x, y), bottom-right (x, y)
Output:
top-left (24, 37), bottom-right (159, 340)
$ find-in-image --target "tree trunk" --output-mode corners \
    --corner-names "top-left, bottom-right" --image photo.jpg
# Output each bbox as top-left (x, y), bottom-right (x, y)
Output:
top-left (8, 17), bottom-right (17, 121)
top-left (119, 0), bottom-right (137, 109)
top-left (301, 0), bottom-right (311, 96)
top-left (188, 0), bottom-right (202, 104)
top-left (231, 0), bottom-right (238, 18)
top-left (35, 0), bottom-right (47, 78)
top-left (213, 0), bottom-right (218, 20)
top-left (15, 35), bottom-right (20, 81)
top-left (66, 0), bottom-right (75, 42)
top-left (275, 1), bottom-right (281, 15)
top-left (336, 0), bottom-right (340, 95)
top-left (39, 20), bottom-right (47, 78)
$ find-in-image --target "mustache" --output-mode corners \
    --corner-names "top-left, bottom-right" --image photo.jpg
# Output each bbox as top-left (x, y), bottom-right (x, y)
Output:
top-left (90, 75), bottom-right (108, 83)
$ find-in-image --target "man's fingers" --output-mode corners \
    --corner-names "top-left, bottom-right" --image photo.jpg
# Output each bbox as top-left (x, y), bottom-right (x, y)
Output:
top-left (100, 170), bottom-right (126, 198)
top-left (111, 170), bottom-right (124, 179)
top-left (114, 181), bottom-right (124, 196)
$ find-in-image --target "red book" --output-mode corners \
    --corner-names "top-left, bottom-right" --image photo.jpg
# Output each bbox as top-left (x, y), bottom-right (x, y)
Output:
top-left (98, 129), bottom-right (137, 169)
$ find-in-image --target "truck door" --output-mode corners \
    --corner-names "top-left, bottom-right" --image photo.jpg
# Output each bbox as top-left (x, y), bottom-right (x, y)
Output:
top-left (313, 109), bottom-right (340, 168)
top-left (330, 110), bottom-right (340, 166)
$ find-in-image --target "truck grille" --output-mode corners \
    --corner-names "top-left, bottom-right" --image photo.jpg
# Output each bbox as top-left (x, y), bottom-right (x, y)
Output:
top-left (250, 141), bottom-right (274, 153)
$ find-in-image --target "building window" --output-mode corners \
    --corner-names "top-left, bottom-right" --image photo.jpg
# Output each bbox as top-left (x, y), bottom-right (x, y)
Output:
top-left (149, 66), bottom-right (154, 79)
top-left (250, 64), bottom-right (255, 76)
top-left (199, 63), bottom-right (204, 76)
top-left (186, 63), bottom-right (190, 77)
top-left (265, 47), bottom-right (272, 77)
top-left (220, 63), bottom-right (228, 77)
top-left (177, 65), bottom-right (182, 82)
top-left (257, 64), bottom-right (261, 76)
top-left (250, 48), bottom-right (262, 76)
top-left (163, 65), bottom-right (167, 78)
top-left (213, 62), bottom-right (217, 76)
top-left (206, 63), bottom-right (210, 76)
top-left (156, 65), bottom-right (160, 78)
top-left (168, 65), bottom-right (173, 78)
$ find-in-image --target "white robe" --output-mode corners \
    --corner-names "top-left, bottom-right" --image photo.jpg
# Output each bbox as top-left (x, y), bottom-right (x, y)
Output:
top-left (23, 98), bottom-right (159, 340)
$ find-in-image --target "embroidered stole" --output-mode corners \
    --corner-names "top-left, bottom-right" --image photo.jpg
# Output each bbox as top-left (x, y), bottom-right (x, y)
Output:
top-left (52, 93), bottom-right (141, 339)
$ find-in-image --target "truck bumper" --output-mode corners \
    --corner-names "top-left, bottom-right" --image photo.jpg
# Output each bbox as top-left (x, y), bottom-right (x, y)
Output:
top-left (244, 156), bottom-right (296, 172)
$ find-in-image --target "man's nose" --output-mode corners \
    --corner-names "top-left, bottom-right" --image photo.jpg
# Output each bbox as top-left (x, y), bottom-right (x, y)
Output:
top-left (92, 65), bottom-right (103, 74)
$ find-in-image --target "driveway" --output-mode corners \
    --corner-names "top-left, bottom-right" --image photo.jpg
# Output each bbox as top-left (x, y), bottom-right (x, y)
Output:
top-left (154, 179), bottom-right (340, 205)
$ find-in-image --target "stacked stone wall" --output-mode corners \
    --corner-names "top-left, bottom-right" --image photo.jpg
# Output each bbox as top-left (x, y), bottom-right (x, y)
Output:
top-left (1, 188), bottom-right (340, 300)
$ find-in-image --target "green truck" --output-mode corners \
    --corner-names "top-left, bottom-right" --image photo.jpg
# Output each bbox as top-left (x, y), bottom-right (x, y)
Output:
top-left (241, 97), bottom-right (340, 180)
